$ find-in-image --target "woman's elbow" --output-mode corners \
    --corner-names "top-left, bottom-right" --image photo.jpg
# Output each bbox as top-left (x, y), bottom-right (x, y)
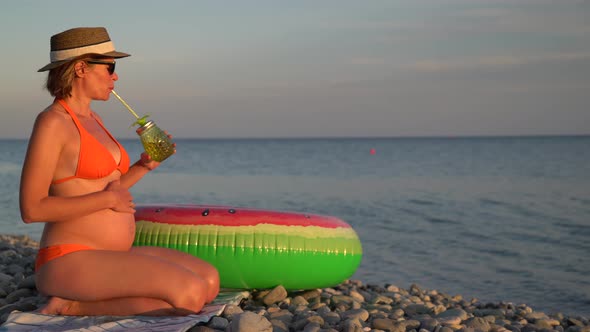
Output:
top-left (20, 202), bottom-right (41, 224)
top-left (21, 215), bottom-right (33, 224)
top-left (20, 209), bottom-right (35, 224)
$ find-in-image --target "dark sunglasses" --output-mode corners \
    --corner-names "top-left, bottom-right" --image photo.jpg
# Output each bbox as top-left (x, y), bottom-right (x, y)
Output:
top-left (87, 60), bottom-right (116, 75)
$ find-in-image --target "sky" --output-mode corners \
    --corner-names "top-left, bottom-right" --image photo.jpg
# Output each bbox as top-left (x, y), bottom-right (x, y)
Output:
top-left (1, 0), bottom-right (589, 139)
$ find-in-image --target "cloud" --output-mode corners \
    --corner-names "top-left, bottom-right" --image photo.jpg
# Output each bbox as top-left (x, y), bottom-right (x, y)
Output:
top-left (407, 51), bottom-right (590, 73)
top-left (347, 57), bottom-right (388, 66)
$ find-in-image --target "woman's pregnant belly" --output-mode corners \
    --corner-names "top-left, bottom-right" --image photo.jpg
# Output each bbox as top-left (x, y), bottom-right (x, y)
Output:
top-left (41, 209), bottom-right (136, 251)
top-left (45, 173), bottom-right (136, 250)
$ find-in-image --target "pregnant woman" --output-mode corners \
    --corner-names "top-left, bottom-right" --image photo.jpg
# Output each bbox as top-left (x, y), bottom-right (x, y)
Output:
top-left (19, 27), bottom-right (219, 316)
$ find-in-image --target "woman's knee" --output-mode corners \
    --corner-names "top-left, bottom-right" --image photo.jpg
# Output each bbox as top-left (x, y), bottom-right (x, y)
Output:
top-left (206, 264), bottom-right (220, 288)
top-left (169, 276), bottom-right (209, 312)
top-left (207, 275), bottom-right (220, 302)
top-left (200, 263), bottom-right (220, 301)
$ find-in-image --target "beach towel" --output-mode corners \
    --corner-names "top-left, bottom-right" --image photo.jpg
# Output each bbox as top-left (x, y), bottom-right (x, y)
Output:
top-left (0, 291), bottom-right (249, 332)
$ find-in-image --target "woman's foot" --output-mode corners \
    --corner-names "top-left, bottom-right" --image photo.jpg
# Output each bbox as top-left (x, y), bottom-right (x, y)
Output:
top-left (38, 296), bottom-right (76, 315)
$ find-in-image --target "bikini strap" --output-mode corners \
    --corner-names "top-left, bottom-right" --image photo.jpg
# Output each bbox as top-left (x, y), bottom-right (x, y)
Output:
top-left (57, 99), bottom-right (85, 127)
top-left (52, 99), bottom-right (84, 185)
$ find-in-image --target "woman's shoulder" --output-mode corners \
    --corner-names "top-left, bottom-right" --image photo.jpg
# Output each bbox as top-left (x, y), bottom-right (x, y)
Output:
top-left (36, 102), bottom-right (70, 122)
top-left (32, 103), bottom-right (74, 134)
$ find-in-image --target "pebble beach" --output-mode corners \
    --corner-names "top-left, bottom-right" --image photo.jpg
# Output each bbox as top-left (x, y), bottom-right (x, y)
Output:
top-left (0, 234), bottom-right (588, 332)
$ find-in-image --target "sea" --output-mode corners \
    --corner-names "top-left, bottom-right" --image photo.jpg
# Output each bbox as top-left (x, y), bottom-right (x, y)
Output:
top-left (1, 136), bottom-right (589, 317)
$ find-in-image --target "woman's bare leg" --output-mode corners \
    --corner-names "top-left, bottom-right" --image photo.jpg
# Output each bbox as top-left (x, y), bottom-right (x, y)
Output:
top-left (130, 246), bottom-right (220, 302)
top-left (36, 249), bottom-right (211, 316)
top-left (40, 295), bottom-right (190, 316)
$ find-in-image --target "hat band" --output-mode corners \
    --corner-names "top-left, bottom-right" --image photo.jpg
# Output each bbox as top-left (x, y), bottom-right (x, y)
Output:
top-left (50, 41), bottom-right (115, 62)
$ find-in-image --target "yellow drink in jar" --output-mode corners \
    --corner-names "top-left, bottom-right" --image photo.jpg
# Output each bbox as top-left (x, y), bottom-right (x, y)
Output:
top-left (136, 120), bottom-right (175, 162)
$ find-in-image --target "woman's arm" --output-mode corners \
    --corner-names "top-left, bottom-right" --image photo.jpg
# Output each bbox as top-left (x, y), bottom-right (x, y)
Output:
top-left (19, 110), bottom-right (134, 223)
top-left (118, 153), bottom-right (161, 189)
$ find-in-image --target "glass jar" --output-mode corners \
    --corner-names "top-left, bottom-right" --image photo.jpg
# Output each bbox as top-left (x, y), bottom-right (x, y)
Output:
top-left (136, 120), bottom-right (175, 162)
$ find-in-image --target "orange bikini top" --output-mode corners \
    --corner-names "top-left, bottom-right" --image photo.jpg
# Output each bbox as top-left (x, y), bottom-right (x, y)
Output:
top-left (52, 99), bottom-right (130, 185)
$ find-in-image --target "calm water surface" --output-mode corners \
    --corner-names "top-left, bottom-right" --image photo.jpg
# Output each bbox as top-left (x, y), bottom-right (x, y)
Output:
top-left (1, 136), bottom-right (589, 316)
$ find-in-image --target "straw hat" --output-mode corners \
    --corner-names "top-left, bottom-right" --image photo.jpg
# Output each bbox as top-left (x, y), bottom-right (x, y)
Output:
top-left (38, 27), bottom-right (130, 72)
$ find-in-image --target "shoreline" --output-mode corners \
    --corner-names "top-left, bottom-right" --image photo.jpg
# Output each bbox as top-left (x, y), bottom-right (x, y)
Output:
top-left (0, 234), bottom-right (588, 332)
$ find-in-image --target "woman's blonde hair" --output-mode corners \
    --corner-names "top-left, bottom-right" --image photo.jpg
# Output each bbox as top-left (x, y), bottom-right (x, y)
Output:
top-left (45, 60), bottom-right (78, 99)
top-left (45, 55), bottom-right (102, 99)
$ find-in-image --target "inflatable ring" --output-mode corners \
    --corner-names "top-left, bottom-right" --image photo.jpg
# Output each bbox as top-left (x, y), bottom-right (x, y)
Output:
top-left (133, 204), bottom-right (362, 290)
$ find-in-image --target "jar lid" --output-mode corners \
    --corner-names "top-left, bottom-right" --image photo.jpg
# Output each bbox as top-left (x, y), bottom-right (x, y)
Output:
top-left (136, 120), bottom-right (155, 135)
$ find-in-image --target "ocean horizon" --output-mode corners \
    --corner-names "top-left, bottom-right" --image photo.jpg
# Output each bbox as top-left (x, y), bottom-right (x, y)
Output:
top-left (1, 133), bottom-right (588, 141)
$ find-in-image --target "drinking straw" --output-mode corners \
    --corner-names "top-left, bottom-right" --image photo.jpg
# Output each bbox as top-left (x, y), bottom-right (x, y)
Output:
top-left (111, 90), bottom-right (140, 120)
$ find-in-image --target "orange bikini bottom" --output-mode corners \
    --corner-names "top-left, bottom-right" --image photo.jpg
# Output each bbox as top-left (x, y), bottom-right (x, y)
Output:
top-left (35, 244), bottom-right (94, 271)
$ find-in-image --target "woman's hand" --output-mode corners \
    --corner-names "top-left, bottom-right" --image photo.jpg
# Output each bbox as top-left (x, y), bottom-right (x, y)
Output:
top-left (105, 180), bottom-right (135, 213)
top-left (139, 152), bottom-right (160, 171)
